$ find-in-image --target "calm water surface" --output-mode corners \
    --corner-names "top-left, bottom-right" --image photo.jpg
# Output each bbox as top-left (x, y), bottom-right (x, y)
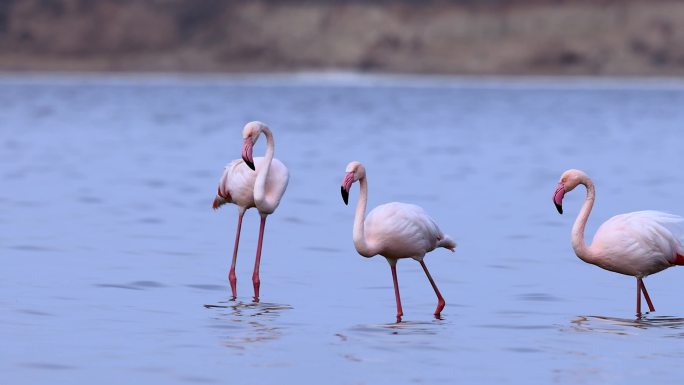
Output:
top-left (2, 74), bottom-right (684, 384)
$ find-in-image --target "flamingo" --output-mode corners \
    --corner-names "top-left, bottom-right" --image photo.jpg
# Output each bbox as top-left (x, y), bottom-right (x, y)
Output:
top-left (340, 161), bottom-right (456, 322)
top-left (553, 169), bottom-right (684, 316)
top-left (213, 121), bottom-right (289, 302)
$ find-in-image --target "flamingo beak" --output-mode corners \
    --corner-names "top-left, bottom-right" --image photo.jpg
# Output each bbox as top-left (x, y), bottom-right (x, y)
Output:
top-left (341, 172), bottom-right (354, 205)
top-left (241, 138), bottom-right (255, 171)
top-left (553, 182), bottom-right (565, 214)
top-left (341, 186), bottom-right (349, 205)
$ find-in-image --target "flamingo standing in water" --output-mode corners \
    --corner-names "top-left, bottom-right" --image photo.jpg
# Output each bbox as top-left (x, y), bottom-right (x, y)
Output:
top-left (213, 121), bottom-right (289, 302)
top-left (553, 169), bottom-right (684, 316)
top-left (340, 161), bottom-right (456, 322)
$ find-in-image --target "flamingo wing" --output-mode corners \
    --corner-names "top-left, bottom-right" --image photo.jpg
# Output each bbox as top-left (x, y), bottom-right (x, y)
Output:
top-left (592, 210), bottom-right (684, 276)
top-left (365, 202), bottom-right (446, 259)
top-left (213, 159), bottom-right (257, 210)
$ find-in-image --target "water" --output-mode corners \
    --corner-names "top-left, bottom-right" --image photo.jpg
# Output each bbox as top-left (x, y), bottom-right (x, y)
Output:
top-left (2, 73), bottom-right (684, 384)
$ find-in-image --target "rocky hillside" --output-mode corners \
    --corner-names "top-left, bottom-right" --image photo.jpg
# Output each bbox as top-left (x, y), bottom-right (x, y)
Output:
top-left (1, 0), bottom-right (684, 75)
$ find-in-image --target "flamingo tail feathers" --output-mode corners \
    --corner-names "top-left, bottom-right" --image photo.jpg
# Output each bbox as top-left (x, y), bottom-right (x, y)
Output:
top-left (213, 183), bottom-right (232, 210)
top-left (673, 254), bottom-right (684, 266)
top-left (438, 235), bottom-right (457, 252)
top-left (212, 196), bottom-right (228, 210)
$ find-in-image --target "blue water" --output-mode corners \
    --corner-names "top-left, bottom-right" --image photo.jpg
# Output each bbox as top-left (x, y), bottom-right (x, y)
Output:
top-left (2, 73), bottom-right (684, 384)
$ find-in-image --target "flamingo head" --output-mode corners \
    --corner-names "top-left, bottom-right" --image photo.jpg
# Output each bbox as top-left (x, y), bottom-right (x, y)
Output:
top-left (241, 121), bottom-right (267, 171)
top-left (554, 169), bottom-right (588, 214)
top-left (341, 161), bottom-right (365, 205)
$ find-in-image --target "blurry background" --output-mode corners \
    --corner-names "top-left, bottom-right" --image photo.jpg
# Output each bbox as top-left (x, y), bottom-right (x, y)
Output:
top-left (2, 0), bottom-right (684, 75)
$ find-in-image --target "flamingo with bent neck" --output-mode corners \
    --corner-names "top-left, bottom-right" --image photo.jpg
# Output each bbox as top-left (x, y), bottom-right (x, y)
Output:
top-left (553, 169), bottom-right (684, 316)
top-left (213, 121), bottom-right (289, 302)
top-left (341, 161), bottom-right (456, 322)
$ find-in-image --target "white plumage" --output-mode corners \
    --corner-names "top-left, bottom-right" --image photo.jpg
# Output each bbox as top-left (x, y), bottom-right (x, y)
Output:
top-left (364, 202), bottom-right (455, 260)
top-left (214, 156), bottom-right (288, 213)
top-left (591, 210), bottom-right (684, 277)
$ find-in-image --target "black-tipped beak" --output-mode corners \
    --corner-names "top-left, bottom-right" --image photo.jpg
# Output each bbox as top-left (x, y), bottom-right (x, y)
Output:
top-left (243, 156), bottom-right (255, 171)
top-left (553, 182), bottom-right (565, 215)
top-left (555, 203), bottom-right (563, 214)
top-left (341, 186), bottom-right (349, 205)
top-left (341, 171), bottom-right (354, 205)
top-left (241, 138), bottom-right (255, 170)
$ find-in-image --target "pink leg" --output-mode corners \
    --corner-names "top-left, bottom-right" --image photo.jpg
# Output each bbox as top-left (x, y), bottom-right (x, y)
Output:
top-left (636, 278), bottom-right (642, 317)
top-left (419, 260), bottom-right (445, 317)
top-left (228, 211), bottom-right (245, 300)
top-left (639, 278), bottom-right (656, 312)
top-left (390, 261), bottom-right (403, 323)
top-left (252, 216), bottom-right (267, 303)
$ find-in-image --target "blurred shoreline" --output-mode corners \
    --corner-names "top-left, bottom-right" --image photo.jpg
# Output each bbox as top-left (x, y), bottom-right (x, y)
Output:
top-left (3, 71), bottom-right (684, 90)
top-left (2, 0), bottom-right (684, 76)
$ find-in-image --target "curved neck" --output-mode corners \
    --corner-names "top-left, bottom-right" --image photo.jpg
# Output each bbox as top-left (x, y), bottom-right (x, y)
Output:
top-left (571, 177), bottom-right (597, 265)
top-left (254, 127), bottom-right (275, 207)
top-left (353, 175), bottom-right (375, 257)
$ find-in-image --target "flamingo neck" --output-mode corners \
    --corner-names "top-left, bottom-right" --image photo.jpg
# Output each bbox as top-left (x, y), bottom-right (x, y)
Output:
top-left (254, 127), bottom-right (275, 210)
top-left (353, 175), bottom-right (375, 257)
top-left (571, 177), bottom-right (598, 265)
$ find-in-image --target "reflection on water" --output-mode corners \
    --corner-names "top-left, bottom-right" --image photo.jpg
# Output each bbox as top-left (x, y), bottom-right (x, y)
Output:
top-left (333, 319), bottom-right (456, 367)
top-left (569, 315), bottom-right (684, 336)
top-left (204, 301), bottom-right (293, 350)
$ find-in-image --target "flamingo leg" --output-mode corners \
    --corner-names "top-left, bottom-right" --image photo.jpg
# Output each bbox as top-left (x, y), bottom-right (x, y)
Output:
top-left (636, 278), bottom-right (642, 316)
top-left (389, 261), bottom-right (403, 323)
top-left (419, 260), bottom-right (445, 318)
top-left (251, 216), bottom-right (267, 303)
top-left (228, 211), bottom-right (245, 300)
top-left (639, 278), bottom-right (656, 313)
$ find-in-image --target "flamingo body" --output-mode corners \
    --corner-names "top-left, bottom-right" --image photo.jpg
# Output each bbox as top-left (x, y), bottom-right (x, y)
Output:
top-left (213, 158), bottom-right (254, 210)
top-left (213, 156), bottom-right (288, 212)
top-left (590, 210), bottom-right (684, 277)
top-left (364, 202), bottom-right (454, 260)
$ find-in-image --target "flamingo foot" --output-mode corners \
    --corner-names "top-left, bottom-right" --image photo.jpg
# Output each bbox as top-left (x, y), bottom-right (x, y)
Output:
top-left (228, 270), bottom-right (237, 299)
top-left (396, 313), bottom-right (403, 323)
top-left (252, 274), bottom-right (260, 303)
top-left (434, 298), bottom-right (446, 317)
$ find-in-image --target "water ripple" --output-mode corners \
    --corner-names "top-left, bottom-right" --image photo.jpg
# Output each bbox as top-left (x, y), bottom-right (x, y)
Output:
top-left (349, 320), bottom-right (447, 336)
top-left (19, 362), bottom-right (76, 370)
top-left (94, 281), bottom-right (166, 290)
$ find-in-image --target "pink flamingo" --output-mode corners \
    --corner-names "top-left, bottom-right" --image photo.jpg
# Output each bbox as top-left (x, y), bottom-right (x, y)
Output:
top-left (341, 161), bottom-right (456, 322)
top-left (553, 169), bottom-right (684, 316)
top-left (213, 121), bottom-right (289, 302)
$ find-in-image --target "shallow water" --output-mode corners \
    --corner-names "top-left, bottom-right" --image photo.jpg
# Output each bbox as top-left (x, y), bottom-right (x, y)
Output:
top-left (3, 73), bottom-right (684, 384)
